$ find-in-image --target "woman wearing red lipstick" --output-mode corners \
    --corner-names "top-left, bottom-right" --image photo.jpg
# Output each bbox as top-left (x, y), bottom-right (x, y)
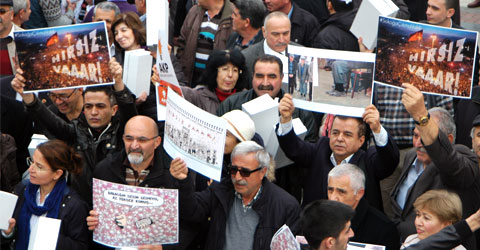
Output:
top-left (401, 190), bottom-right (465, 250)
top-left (181, 49), bottom-right (247, 114)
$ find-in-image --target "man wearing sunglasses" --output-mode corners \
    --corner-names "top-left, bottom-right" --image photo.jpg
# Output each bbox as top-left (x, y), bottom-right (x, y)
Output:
top-left (170, 141), bottom-right (301, 250)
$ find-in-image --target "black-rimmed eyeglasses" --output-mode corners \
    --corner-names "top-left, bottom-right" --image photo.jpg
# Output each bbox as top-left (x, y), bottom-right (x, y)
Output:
top-left (48, 89), bottom-right (77, 102)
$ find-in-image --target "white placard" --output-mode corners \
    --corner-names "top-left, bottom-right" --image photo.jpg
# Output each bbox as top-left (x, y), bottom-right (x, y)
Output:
top-left (241, 94), bottom-right (279, 144)
top-left (28, 134), bottom-right (48, 157)
top-left (146, 0), bottom-right (168, 46)
top-left (0, 191), bottom-right (18, 230)
top-left (266, 118), bottom-right (307, 168)
top-left (350, 0), bottom-right (399, 50)
top-left (28, 217), bottom-right (61, 250)
top-left (123, 49), bottom-right (152, 97)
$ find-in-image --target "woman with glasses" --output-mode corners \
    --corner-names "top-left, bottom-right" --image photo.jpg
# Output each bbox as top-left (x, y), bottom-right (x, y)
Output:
top-left (181, 49), bottom-right (247, 114)
top-left (1, 140), bottom-right (89, 250)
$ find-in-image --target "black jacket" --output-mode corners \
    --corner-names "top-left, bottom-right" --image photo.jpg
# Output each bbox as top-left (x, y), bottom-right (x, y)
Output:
top-left (6, 180), bottom-right (89, 250)
top-left (216, 88), bottom-right (317, 142)
top-left (178, 175), bottom-right (301, 250)
top-left (312, 9), bottom-right (359, 51)
top-left (351, 198), bottom-right (400, 250)
top-left (290, 3), bottom-right (320, 47)
top-left (277, 127), bottom-right (399, 210)
top-left (226, 31), bottom-right (264, 51)
top-left (24, 88), bottom-right (137, 204)
top-left (93, 147), bottom-right (176, 189)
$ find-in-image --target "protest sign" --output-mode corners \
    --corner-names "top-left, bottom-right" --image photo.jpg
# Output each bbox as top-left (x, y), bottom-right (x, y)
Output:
top-left (0, 191), bottom-right (17, 230)
top-left (288, 45), bottom-right (375, 117)
top-left (155, 28), bottom-right (182, 121)
top-left (28, 217), bottom-right (61, 250)
top-left (163, 88), bottom-right (226, 182)
top-left (146, 0), bottom-right (168, 47)
top-left (14, 22), bottom-right (112, 92)
top-left (270, 225), bottom-right (300, 250)
top-left (375, 16), bottom-right (478, 98)
top-left (350, 0), bottom-right (398, 50)
top-left (92, 178), bottom-right (178, 247)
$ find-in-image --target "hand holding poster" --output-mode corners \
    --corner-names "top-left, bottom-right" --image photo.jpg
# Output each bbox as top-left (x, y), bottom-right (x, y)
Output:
top-left (14, 22), bottom-right (113, 92)
top-left (163, 87), bottom-right (226, 182)
top-left (375, 16), bottom-right (478, 98)
top-left (287, 45), bottom-right (375, 117)
top-left (92, 178), bottom-right (178, 248)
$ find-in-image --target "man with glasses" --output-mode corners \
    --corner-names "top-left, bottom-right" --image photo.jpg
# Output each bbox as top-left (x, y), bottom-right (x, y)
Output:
top-left (87, 115), bottom-right (177, 249)
top-left (46, 88), bottom-right (84, 123)
top-left (169, 140), bottom-right (301, 249)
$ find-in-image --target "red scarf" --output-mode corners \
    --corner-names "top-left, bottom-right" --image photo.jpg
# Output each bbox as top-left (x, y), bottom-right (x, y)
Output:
top-left (216, 88), bottom-right (236, 102)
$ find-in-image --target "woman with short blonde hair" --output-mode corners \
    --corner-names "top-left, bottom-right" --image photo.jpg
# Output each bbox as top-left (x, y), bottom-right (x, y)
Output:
top-left (401, 189), bottom-right (465, 250)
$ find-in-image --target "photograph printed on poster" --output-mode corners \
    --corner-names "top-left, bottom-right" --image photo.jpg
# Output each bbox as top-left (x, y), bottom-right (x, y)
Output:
top-left (375, 16), bottom-right (478, 98)
top-left (288, 45), bottom-right (375, 117)
top-left (14, 22), bottom-right (112, 92)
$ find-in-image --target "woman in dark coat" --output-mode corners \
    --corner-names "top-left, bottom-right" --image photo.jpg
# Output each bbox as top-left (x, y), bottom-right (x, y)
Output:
top-left (181, 49), bottom-right (248, 114)
top-left (1, 140), bottom-right (89, 250)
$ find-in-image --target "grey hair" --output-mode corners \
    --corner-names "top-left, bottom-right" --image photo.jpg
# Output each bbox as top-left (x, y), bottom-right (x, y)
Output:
top-left (94, 1), bottom-right (121, 17)
top-left (429, 107), bottom-right (456, 142)
top-left (233, 0), bottom-right (267, 29)
top-left (263, 11), bottom-right (290, 31)
top-left (231, 141), bottom-right (271, 170)
top-left (471, 127), bottom-right (477, 139)
top-left (328, 163), bottom-right (365, 194)
top-left (12, 0), bottom-right (27, 14)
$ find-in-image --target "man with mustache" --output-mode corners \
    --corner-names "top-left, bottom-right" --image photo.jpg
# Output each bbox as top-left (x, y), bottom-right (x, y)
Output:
top-left (242, 11), bottom-right (293, 87)
top-left (87, 115), bottom-right (177, 249)
top-left (217, 54), bottom-right (316, 202)
top-left (169, 141), bottom-right (301, 249)
top-left (390, 83), bottom-right (480, 248)
top-left (276, 93), bottom-right (399, 211)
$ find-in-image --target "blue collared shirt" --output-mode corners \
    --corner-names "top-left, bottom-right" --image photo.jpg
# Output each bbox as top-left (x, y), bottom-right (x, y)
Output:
top-left (396, 158), bottom-right (425, 210)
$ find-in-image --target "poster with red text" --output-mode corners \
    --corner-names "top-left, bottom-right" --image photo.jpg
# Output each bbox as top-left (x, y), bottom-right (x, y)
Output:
top-left (92, 178), bottom-right (178, 248)
top-left (375, 16), bottom-right (478, 98)
top-left (14, 22), bottom-right (113, 93)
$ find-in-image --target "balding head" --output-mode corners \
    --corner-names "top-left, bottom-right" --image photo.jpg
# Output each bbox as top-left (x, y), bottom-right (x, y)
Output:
top-left (125, 115), bottom-right (159, 137)
top-left (123, 116), bottom-right (161, 168)
top-left (262, 11), bottom-right (290, 53)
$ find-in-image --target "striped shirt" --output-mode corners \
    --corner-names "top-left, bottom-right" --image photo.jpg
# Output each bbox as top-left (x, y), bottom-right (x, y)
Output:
top-left (124, 158), bottom-right (152, 186)
top-left (374, 84), bottom-right (453, 148)
top-left (192, 10), bottom-right (222, 86)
